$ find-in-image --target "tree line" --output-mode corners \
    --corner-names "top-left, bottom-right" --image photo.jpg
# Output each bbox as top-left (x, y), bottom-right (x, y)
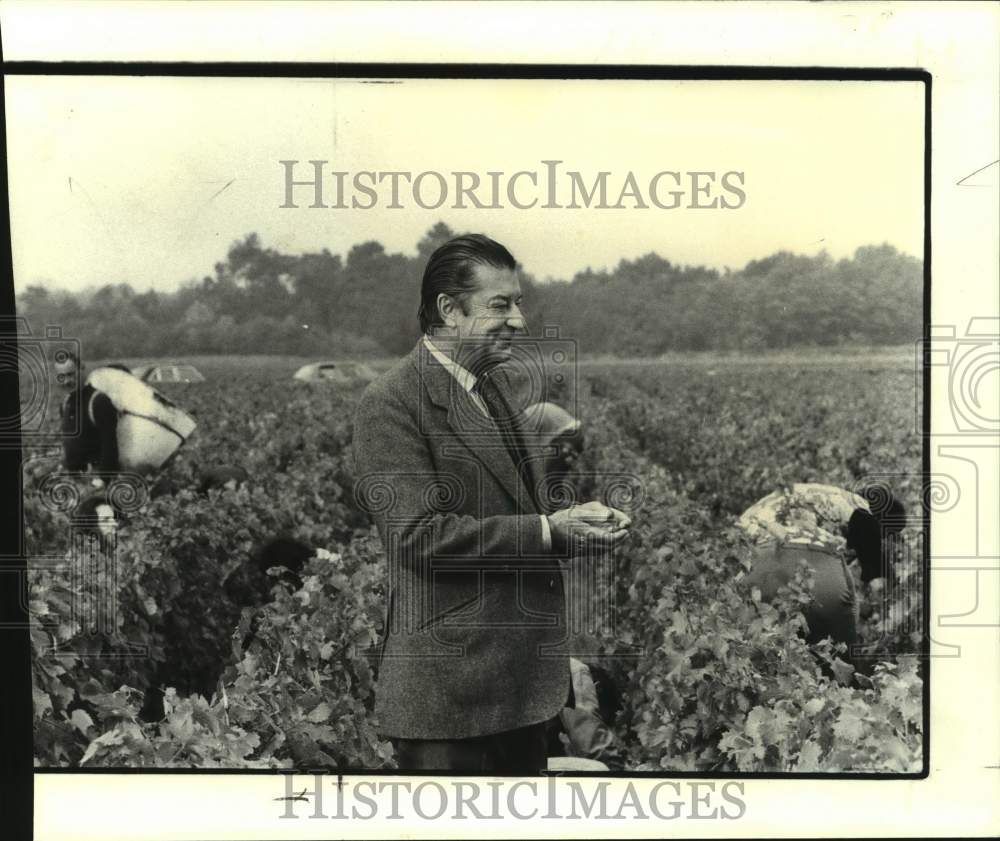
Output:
top-left (17, 222), bottom-right (922, 360)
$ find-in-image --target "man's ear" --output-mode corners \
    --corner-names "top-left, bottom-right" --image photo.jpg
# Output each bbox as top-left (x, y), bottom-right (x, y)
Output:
top-left (437, 293), bottom-right (456, 327)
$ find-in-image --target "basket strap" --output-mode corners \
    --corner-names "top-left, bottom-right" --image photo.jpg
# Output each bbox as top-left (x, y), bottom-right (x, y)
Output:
top-left (119, 410), bottom-right (188, 443)
top-left (87, 391), bottom-right (100, 427)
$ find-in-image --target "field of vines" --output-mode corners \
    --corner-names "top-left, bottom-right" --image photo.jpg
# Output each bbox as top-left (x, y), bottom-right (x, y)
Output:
top-left (25, 353), bottom-right (925, 772)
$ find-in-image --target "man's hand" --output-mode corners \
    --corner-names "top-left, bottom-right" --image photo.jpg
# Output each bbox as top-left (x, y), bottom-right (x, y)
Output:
top-left (547, 501), bottom-right (632, 555)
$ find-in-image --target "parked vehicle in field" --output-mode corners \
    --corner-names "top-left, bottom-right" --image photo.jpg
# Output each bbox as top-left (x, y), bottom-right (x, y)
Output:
top-left (292, 361), bottom-right (378, 385)
top-left (133, 363), bottom-right (206, 384)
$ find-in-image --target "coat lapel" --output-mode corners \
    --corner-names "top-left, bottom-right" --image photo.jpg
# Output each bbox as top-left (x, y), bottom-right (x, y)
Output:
top-left (410, 341), bottom-right (537, 512)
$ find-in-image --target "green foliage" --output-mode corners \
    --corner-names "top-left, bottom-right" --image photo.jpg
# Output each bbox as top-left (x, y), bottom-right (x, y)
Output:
top-left (74, 538), bottom-right (397, 770)
top-left (28, 355), bottom-right (923, 771)
top-left (574, 365), bottom-right (924, 772)
top-left (221, 541), bottom-right (394, 770)
top-left (717, 656), bottom-right (922, 772)
top-left (599, 364), bottom-right (923, 516)
top-left (78, 687), bottom-right (283, 769)
top-left (27, 373), bottom-right (379, 767)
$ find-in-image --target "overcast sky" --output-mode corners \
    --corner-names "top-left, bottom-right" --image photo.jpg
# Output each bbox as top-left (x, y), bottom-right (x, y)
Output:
top-left (5, 76), bottom-right (924, 293)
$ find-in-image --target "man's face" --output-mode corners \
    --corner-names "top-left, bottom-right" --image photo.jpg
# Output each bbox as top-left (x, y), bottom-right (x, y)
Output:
top-left (54, 358), bottom-right (81, 393)
top-left (448, 263), bottom-right (526, 369)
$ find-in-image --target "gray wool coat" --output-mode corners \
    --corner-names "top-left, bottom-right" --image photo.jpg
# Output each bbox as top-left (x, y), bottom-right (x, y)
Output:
top-left (352, 340), bottom-right (571, 740)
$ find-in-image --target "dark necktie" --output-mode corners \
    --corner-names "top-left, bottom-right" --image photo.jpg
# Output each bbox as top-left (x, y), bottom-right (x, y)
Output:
top-left (473, 370), bottom-right (536, 506)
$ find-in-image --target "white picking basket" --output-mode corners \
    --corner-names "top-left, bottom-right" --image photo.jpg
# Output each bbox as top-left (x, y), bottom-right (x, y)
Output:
top-left (86, 367), bottom-right (197, 471)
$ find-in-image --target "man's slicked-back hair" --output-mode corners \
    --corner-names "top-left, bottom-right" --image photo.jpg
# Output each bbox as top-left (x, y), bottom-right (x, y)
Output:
top-left (418, 233), bottom-right (517, 334)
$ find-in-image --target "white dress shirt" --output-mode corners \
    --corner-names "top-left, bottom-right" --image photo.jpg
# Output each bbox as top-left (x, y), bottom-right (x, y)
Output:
top-left (423, 335), bottom-right (552, 550)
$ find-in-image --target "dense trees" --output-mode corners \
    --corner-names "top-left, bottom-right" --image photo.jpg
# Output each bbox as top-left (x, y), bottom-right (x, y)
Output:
top-left (17, 226), bottom-right (922, 359)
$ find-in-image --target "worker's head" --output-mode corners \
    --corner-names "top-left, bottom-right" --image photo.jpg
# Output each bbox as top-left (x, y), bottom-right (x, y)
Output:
top-left (53, 349), bottom-right (83, 393)
top-left (198, 465), bottom-right (250, 494)
top-left (526, 401), bottom-right (584, 479)
top-left (255, 535), bottom-right (312, 573)
top-left (149, 475), bottom-right (180, 500)
top-left (846, 489), bottom-right (907, 583)
top-left (550, 428), bottom-right (585, 477)
top-left (254, 535), bottom-right (312, 591)
top-left (72, 493), bottom-right (121, 543)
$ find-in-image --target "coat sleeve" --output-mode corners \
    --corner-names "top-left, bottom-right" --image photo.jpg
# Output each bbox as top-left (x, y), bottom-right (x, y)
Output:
top-left (62, 439), bottom-right (87, 473)
top-left (61, 395), bottom-right (87, 473)
top-left (91, 392), bottom-right (120, 474)
top-left (352, 386), bottom-right (548, 568)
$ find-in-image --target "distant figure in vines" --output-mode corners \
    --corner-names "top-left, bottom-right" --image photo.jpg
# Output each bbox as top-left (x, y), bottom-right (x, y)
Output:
top-left (53, 350), bottom-right (121, 489)
top-left (53, 350), bottom-right (195, 493)
top-left (736, 483), bottom-right (907, 658)
top-left (521, 401), bottom-right (625, 768)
